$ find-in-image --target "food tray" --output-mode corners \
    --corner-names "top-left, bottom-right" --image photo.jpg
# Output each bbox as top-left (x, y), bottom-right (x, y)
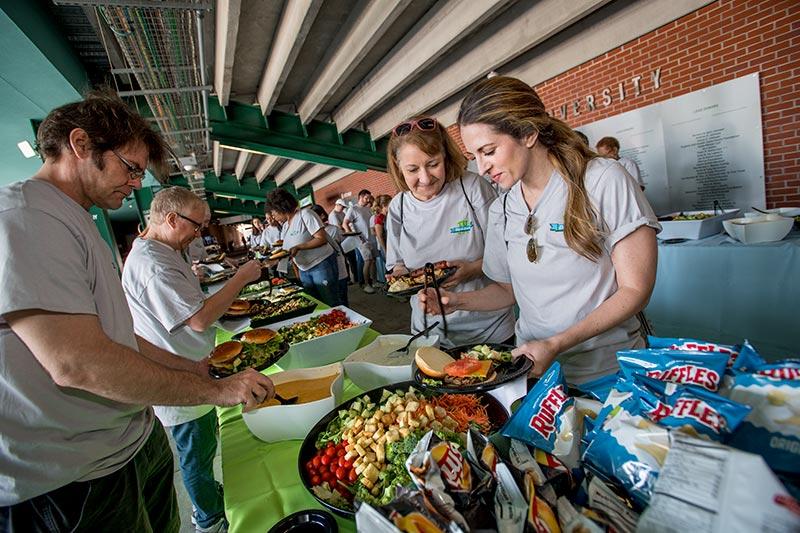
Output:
top-left (250, 295), bottom-right (319, 328)
top-left (657, 209), bottom-right (740, 240)
top-left (341, 231), bottom-right (361, 237)
top-left (242, 363), bottom-right (344, 442)
top-left (385, 266), bottom-right (457, 297)
top-left (200, 269), bottom-right (236, 286)
top-left (412, 343), bottom-right (532, 394)
top-left (269, 306), bottom-right (372, 371)
top-left (297, 381), bottom-right (509, 518)
top-left (208, 338), bottom-right (290, 379)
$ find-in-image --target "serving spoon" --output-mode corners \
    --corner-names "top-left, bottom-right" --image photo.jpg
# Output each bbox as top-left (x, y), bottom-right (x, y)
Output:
top-left (397, 321), bottom-right (440, 355)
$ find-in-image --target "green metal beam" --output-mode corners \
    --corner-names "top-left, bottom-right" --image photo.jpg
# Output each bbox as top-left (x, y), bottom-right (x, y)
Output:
top-left (206, 196), bottom-right (264, 217)
top-left (208, 96), bottom-right (388, 172)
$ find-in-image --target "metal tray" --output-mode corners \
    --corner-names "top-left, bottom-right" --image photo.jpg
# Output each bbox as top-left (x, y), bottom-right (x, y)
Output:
top-left (208, 338), bottom-right (290, 379)
top-left (249, 295), bottom-right (319, 328)
top-left (385, 266), bottom-right (457, 297)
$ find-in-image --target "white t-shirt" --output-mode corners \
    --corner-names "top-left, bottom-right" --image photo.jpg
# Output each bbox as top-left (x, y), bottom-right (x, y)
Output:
top-left (328, 209), bottom-right (345, 228)
top-left (0, 179), bottom-right (153, 505)
top-left (618, 157), bottom-right (643, 188)
top-left (324, 224), bottom-right (349, 280)
top-left (282, 208), bottom-right (335, 271)
top-left (187, 237), bottom-right (207, 263)
top-left (260, 224), bottom-right (282, 248)
top-left (249, 232), bottom-right (261, 248)
top-left (345, 204), bottom-right (372, 240)
top-left (482, 158), bottom-right (660, 384)
top-left (122, 238), bottom-right (216, 427)
top-left (386, 172), bottom-right (516, 348)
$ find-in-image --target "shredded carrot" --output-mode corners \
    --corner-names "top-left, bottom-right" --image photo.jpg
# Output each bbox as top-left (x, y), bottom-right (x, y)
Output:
top-left (426, 394), bottom-right (491, 433)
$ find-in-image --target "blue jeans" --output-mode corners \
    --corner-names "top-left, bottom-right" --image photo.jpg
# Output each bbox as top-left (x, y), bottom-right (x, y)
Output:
top-left (170, 411), bottom-right (225, 529)
top-left (375, 250), bottom-right (387, 284)
top-left (337, 278), bottom-right (349, 307)
top-left (354, 249), bottom-right (365, 284)
top-left (299, 253), bottom-right (340, 307)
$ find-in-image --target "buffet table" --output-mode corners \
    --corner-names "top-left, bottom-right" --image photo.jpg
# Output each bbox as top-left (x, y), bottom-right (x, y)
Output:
top-left (214, 296), bottom-right (376, 533)
top-left (646, 231), bottom-right (800, 359)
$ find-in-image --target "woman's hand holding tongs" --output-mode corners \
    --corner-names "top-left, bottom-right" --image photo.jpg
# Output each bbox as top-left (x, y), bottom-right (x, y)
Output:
top-left (417, 287), bottom-right (458, 315)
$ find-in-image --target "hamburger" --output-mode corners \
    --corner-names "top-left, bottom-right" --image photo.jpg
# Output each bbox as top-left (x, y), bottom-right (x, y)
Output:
top-left (241, 328), bottom-right (277, 344)
top-left (415, 346), bottom-right (496, 386)
top-left (226, 300), bottom-right (251, 316)
top-left (210, 340), bottom-right (243, 369)
top-left (414, 347), bottom-right (455, 378)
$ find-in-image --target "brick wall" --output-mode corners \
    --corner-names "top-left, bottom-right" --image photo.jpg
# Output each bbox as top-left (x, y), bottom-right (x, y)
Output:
top-left (317, 0), bottom-right (799, 208)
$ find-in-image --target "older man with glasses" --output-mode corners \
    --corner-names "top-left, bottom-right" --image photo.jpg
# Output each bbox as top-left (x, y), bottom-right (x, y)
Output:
top-left (122, 187), bottom-right (263, 533)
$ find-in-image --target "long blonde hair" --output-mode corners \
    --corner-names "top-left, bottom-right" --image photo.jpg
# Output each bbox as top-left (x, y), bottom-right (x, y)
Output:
top-left (458, 76), bottom-right (602, 261)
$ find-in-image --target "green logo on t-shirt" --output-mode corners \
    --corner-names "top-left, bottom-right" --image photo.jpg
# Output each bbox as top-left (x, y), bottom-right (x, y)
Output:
top-left (449, 219), bottom-right (474, 235)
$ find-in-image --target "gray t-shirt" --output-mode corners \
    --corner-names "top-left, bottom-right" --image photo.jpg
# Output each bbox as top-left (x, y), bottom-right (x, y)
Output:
top-left (482, 158), bottom-right (660, 384)
top-left (0, 179), bottom-right (153, 505)
top-left (386, 172), bottom-right (516, 348)
top-left (345, 204), bottom-right (372, 240)
top-left (187, 237), bottom-right (207, 263)
top-left (328, 209), bottom-right (344, 228)
top-left (282, 208), bottom-right (335, 271)
top-left (122, 238), bottom-right (215, 427)
top-left (324, 224), bottom-right (349, 280)
top-left (260, 224), bottom-right (282, 248)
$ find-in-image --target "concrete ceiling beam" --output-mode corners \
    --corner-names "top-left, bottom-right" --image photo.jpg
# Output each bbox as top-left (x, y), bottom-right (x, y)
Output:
top-left (256, 0), bottom-right (323, 116)
top-left (254, 154), bottom-right (283, 183)
top-left (297, 0), bottom-right (411, 124)
top-left (233, 150), bottom-right (252, 180)
top-left (333, 0), bottom-right (509, 132)
top-left (367, 0), bottom-right (608, 138)
top-left (292, 164), bottom-right (333, 189)
top-left (311, 168), bottom-right (355, 192)
top-left (213, 0), bottom-right (242, 106)
top-left (274, 159), bottom-right (309, 186)
top-left (212, 141), bottom-right (222, 177)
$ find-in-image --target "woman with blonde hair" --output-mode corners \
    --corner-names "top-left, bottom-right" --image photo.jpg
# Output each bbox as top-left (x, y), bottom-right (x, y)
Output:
top-left (386, 116), bottom-right (515, 348)
top-left (420, 76), bottom-right (660, 384)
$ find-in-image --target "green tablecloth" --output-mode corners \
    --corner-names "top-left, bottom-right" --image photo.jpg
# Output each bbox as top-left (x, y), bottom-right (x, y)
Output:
top-left (214, 297), bottom-right (379, 532)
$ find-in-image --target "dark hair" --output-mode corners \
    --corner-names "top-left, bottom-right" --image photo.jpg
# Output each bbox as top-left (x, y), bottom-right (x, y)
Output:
top-left (36, 88), bottom-right (170, 178)
top-left (596, 136), bottom-right (620, 151)
top-left (311, 204), bottom-right (328, 222)
top-left (458, 76), bottom-right (602, 262)
top-left (386, 116), bottom-right (467, 192)
top-left (575, 130), bottom-right (589, 146)
top-left (264, 188), bottom-right (299, 215)
top-left (358, 189), bottom-right (372, 198)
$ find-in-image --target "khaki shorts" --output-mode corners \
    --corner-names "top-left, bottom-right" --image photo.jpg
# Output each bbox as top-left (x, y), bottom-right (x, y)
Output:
top-left (357, 241), bottom-right (374, 261)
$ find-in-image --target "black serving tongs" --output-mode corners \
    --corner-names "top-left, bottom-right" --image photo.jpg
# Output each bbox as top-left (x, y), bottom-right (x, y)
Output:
top-left (422, 262), bottom-right (448, 338)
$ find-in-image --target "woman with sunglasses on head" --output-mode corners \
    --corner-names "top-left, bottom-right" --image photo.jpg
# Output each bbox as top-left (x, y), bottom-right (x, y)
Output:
top-left (264, 188), bottom-right (340, 307)
top-left (419, 76), bottom-right (660, 385)
top-left (386, 116), bottom-right (516, 349)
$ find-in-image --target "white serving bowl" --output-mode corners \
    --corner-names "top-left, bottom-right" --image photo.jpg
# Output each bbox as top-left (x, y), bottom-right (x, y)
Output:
top-left (242, 362), bottom-right (343, 442)
top-left (343, 334), bottom-right (440, 391)
top-left (271, 306), bottom-right (372, 370)
top-left (658, 209), bottom-right (741, 240)
top-left (723, 215), bottom-right (794, 244)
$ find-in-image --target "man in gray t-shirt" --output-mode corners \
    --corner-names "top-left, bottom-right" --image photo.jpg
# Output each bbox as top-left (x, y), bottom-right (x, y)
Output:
top-left (0, 94), bottom-right (274, 531)
top-left (343, 190), bottom-right (377, 292)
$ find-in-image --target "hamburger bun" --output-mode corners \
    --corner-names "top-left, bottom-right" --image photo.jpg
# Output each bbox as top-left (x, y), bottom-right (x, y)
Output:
top-left (229, 300), bottom-right (251, 311)
top-left (414, 346), bottom-right (456, 378)
top-left (210, 341), bottom-right (243, 366)
top-left (241, 328), bottom-right (277, 344)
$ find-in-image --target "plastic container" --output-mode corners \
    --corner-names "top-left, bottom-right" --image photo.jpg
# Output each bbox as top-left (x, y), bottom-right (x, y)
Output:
top-left (723, 215), bottom-right (794, 244)
top-left (271, 306), bottom-right (372, 370)
top-left (657, 209), bottom-right (741, 240)
top-left (343, 334), bottom-right (440, 391)
top-left (242, 362), bottom-right (344, 442)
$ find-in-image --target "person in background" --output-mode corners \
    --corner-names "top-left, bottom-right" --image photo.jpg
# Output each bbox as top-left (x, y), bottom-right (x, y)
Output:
top-left (0, 92), bottom-right (273, 532)
top-left (574, 130), bottom-right (590, 147)
top-left (372, 194), bottom-right (392, 285)
top-left (265, 190), bottom-right (339, 306)
top-left (312, 204), bottom-right (349, 306)
top-left (343, 189), bottom-right (377, 293)
top-left (249, 218), bottom-right (263, 249)
top-left (259, 213), bottom-right (282, 250)
top-left (328, 198), bottom-right (347, 228)
top-left (187, 236), bottom-right (208, 264)
top-left (386, 116), bottom-right (516, 349)
top-left (596, 136), bottom-right (644, 191)
top-left (420, 76), bottom-right (659, 385)
top-left (332, 198), bottom-right (359, 286)
top-left (123, 187), bottom-right (264, 533)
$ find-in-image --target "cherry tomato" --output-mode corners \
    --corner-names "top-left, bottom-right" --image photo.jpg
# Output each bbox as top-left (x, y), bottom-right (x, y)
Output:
top-left (327, 441), bottom-right (334, 448)
top-left (311, 475), bottom-right (321, 486)
top-left (305, 460), bottom-right (314, 471)
top-left (335, 467), bottom-right (347, 481)
top-left (320, 455), bottom-right (331, 466)
top-left (348, 468), bottom-right (358, 483)
top-left (344, 459), bottom-right (354, 469)
top-left (325, 447), bottom-right (336, 457)
top-left (322, 471), bottom-right (333, 483)
top-left (312, 456), bottom-right (321, 468)
top-left (337, 448), bottom-right (346, 457)
top-left (330, 463), bottom-right (338, 474)
top-left (337, 457), bottom-right (346, 468)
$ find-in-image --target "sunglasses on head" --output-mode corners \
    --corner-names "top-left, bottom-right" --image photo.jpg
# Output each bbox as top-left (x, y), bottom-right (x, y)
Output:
top-left (391, 117), bottom-right (437, 137)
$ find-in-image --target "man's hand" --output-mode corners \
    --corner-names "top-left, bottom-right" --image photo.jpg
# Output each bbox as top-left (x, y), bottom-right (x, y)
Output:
top-left (215, 368), bottom-right (275, 410)
top-left (512, 338), bottom-right (561, 378)
top-left (288, 245), bottom-right (300, 258)
top-left (417, 287), bottom-right (459, 315)
top-left (441, 260), bottom-right (480, 288)
top-left (233, 260), bottom-right (262, 284)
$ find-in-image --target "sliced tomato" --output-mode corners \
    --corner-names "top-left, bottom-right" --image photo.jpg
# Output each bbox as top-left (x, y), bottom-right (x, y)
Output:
top-left (444, 357), bottom-right (483, 377)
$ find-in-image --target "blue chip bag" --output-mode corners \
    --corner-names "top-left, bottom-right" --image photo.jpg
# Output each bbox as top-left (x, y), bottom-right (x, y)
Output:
top-left (725, 342), bottom-right (800, 473)
top-left (630, 375), bottom-right (751, 442)
top-left (575, 373), bottom-right (619, 403)
top-left (617, 349), bottom-right (728, 392)
top-left (648, 335), bottom-right (740, 368)
top-left (500, 363), bottom-right (580, 467)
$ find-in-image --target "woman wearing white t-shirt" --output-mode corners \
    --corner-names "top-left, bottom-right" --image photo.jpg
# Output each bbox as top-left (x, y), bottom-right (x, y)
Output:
top-left (386, 116), bottom-right (516, 349)
top-left (264, 189), bottom-right (339, 306)
top-left (420, 77), bottom-right (660, 385)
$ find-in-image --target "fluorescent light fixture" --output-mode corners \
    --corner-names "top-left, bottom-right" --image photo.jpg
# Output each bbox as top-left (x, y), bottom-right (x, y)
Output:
top-left (17, 141), bottom-right (36, 158)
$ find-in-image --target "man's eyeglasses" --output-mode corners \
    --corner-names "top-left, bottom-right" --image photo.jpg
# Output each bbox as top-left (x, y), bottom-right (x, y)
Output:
top-left (391, 117), bottom-right (437, 137)
top-left (112, 150), bottom-right (146, 182)
top-left (176, 212), bottom-right (205, 234)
